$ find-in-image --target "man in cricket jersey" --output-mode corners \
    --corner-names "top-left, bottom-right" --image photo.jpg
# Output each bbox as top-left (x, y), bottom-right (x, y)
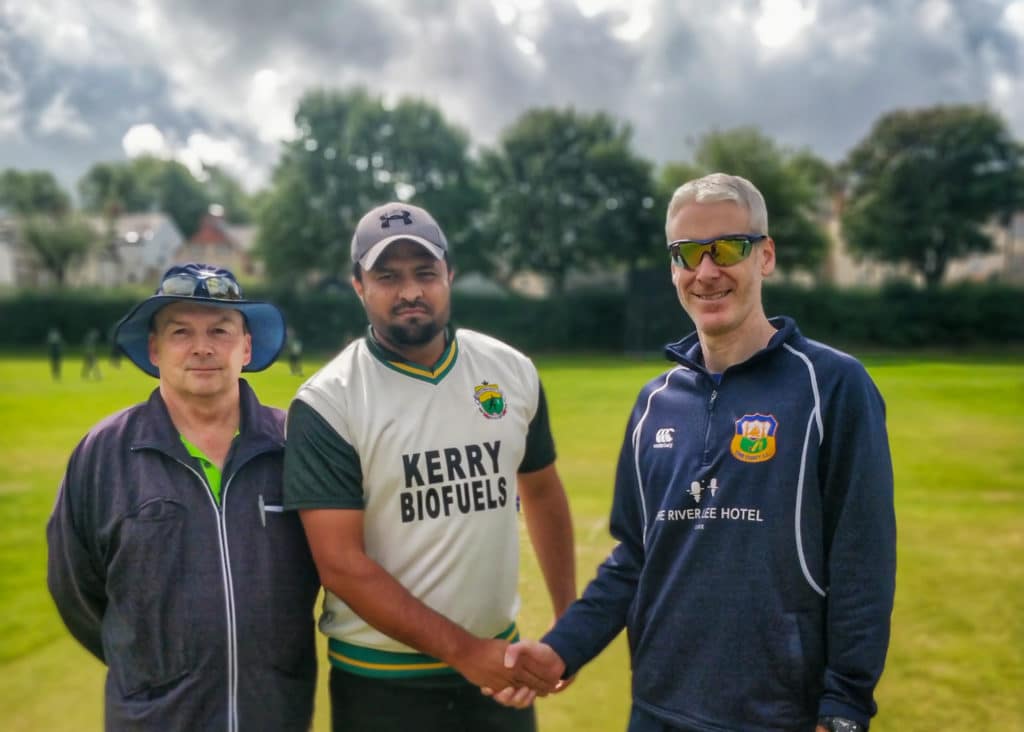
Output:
top-left (47, 263), bottom-right (320, 731)
top-left (283, 202), bottom-right (577, 731)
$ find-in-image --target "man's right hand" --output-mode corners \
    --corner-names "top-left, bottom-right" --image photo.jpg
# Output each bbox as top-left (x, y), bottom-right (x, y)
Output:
top-left (453, 637), bottom-right (560, 697)
top-left (481, 640), bottom-right (568, 708)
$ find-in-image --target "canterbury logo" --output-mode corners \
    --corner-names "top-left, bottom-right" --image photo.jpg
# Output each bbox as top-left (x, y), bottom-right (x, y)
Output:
top-left (653, 427), bottom-right (675, 448)
top-left (380, 210), bottom-right (413, 228)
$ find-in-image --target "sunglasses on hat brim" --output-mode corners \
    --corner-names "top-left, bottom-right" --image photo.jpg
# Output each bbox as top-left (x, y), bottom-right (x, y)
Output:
top-left (158, 272), bottom-right (242, 300)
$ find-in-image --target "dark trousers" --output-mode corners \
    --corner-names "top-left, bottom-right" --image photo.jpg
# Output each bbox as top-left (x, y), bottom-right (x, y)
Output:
top-left (330, 667), bottom-right (537, 732)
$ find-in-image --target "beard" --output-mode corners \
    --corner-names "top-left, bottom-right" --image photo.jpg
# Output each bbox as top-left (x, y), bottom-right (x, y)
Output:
top-left (384, 317), bottom-right (445, 348)
top-left (375, 298), bottom-right (451, 352)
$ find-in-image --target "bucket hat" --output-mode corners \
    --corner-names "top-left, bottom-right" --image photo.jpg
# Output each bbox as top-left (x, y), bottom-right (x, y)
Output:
top-left (114, 263), bottom-right (286, 378)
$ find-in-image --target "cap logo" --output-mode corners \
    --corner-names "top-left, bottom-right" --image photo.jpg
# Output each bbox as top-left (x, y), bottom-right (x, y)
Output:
top-left (380, 210), bottom-right (413, 228)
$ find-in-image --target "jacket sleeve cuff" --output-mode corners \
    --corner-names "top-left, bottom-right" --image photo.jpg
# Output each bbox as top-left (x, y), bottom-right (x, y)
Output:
top-left (817, 700), bottom-right (871, 730)
top-left (541, 629), bottom-right (589, 679)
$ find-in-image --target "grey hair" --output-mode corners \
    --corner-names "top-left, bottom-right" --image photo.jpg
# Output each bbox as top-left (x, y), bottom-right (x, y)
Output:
top-left (665, 173), bottom-right (769, 238)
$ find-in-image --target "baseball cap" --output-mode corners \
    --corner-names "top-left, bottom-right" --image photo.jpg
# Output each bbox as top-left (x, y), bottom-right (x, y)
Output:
top-left (351, 202), bottom-right (448, 270)
top-left (114, 262), bottom-right (286, 378)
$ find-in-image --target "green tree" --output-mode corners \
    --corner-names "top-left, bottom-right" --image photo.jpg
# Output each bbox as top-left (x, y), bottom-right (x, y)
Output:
top-left (20, 215), bottom-right (97, 286)
top-left (78, 157), bottom-right (211, 237)
top-left (201, 165), bottom-right (256, 223)
top-left (479, 107), bottom-right (660, 293)
top-left (658, 128), bottom-right (831, 276)
top-left (78, 161), bottom-right (149, 217)
top-left (841, 104), bottom-right (1023, 287)
top-left (365, 98), bottom-right (485, 277)
top-left (154, 161), bottom-right (210, 238)
top-left (788, 149), bottom-right (843, 203)
top-left (655, 160), bottom-right (704, 235)
top-left (0, 169), bottom-right (71, 216)
top-left (258, 88), bottom-right (483, 285)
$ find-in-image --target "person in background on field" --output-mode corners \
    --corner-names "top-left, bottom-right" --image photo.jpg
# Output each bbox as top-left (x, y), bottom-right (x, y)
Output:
top-left (283, 202), bottom-right (577, 732)
top-left (108, 323), bottom-right (122, 369)
top-left (47, 326), bottom-right (63, 381)
top-left (47, 263), bottom-right (320, 732)
top-left (496, 173), bottom-right (897, 732)
top-left (81, 327), bottom-right (102, 381)
top-left (288, 328), bottom-right (304, 376)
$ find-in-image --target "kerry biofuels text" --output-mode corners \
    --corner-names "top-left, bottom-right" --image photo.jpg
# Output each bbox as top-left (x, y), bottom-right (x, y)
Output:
top-left (400, 441), bottom-right (509, 522)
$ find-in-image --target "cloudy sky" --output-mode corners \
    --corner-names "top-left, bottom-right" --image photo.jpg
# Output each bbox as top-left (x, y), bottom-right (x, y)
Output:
top-left (2, 0), bottom-right (1023, 192)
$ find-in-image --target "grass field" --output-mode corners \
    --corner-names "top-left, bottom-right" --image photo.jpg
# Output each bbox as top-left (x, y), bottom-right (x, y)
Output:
top-left (1, 350), bottom-right (1021, 731)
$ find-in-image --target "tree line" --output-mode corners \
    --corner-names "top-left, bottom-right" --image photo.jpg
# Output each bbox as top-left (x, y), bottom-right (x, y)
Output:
top-left (2, 92), bottom-right (1021, 290)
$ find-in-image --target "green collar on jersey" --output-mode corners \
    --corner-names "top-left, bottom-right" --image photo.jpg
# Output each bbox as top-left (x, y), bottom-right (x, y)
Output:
top-left (365, 326), bottom-right (458, 384)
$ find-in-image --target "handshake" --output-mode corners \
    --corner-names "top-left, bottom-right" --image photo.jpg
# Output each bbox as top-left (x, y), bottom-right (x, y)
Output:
top-left (468, 639), bottom-right (572, 709)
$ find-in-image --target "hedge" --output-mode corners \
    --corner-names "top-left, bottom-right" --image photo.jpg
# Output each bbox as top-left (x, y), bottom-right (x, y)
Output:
top-left (2, 279), bottom-right (1022, 355)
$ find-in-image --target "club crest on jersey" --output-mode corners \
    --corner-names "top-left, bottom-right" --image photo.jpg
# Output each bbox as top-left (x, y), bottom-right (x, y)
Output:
top-left (730, 414), bottom-right (778, 463)
top-left (474, 381), bottom-right (507, 419)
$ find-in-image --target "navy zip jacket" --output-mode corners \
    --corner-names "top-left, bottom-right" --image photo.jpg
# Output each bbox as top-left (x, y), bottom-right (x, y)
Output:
top-left (544, 318), bottom-right (896, 731)
top-left (47, 381), bottom-right (320, 732)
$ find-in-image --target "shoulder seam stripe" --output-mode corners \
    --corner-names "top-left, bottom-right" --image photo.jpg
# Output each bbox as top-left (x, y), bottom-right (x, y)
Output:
top-left (782, 343), bottom-right (823, 440)
top-left (632, 367), bottom-right (681, 546)
top-left (782, 342), bottom-right (827, 597)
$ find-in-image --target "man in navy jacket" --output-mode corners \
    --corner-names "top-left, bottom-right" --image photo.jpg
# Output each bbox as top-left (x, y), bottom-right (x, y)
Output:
top-left (47, 264), bottom-right (320, 731)
top-left (496, 174), bottom-right (896, 732)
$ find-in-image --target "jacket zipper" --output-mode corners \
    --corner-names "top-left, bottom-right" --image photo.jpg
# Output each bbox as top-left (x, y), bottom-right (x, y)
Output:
top-left (174, 458), bottom-right (240, 732)
top-left (703, 387), bottom-right (718, 465)
top-left (222, 472), bottom-right (240, 732)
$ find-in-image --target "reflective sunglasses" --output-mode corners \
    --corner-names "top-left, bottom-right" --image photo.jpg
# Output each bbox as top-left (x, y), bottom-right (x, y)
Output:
top-left (158, 271), bottom-right (242, 300)
top-left (668, 234), bottom-right (766, 270)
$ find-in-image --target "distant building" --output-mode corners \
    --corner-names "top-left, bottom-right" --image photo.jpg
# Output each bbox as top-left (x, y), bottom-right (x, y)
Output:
top-left (0, 217), bottom-right (19, 286)
top-left (173, 211), bottom-right (262, 278)
top-left (70, 212), bottom-right (185, 287)
top-left (452, 271), bottom-right (510, 296)
top-left (821, 207), bottom-right (919, 287)
top-left (822, 197), bottom-right (1024, 287)
top-left (0, 215), bottom-right (62, 287)
top-left (945, 213), bottom-right (1024, 284)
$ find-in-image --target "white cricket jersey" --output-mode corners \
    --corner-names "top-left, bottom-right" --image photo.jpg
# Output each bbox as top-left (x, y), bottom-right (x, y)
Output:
top-left (292, 328), bottom-right (547, 671)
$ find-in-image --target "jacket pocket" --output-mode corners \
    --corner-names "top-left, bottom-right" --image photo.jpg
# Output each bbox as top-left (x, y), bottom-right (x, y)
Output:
top-left (252, 504), bottom-right (319, 677)
top-left (104, 498), bottom-right (195, 698)
top-left (776, 613), bottom-right (806, 693)
top-left (767, 611), bottom-right (822, 712)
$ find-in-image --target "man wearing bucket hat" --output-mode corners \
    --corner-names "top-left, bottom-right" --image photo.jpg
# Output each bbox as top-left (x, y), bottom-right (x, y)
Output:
top-left (46, 263), bottom-right (320, 732)
top-left (282, 203), bottom-right (577, 731)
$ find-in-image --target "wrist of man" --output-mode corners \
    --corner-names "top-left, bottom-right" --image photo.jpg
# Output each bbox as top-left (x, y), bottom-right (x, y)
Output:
top-left (539, 633), bottom-right (580, 679)
top-left (818, 716), bottom-right (864, 732)
top-left (439, 626), bottom-right (487, 669)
